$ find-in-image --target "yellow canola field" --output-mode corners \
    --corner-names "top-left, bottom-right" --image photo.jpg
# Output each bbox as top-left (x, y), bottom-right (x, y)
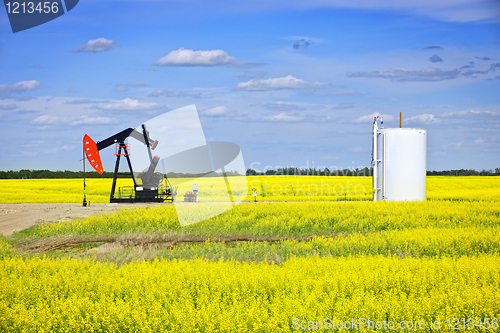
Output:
top-left (1, 253), bottom-right (499, 332)
top-left (1, 176), bottom-right (499, 332)
top-left (1, 176), bottom-right (499, 203)
top-left (34, 199), bottom-right (500, 237)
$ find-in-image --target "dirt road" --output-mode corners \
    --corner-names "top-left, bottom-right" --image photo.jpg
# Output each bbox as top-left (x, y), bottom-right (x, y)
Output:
top-left (0, 203), bottom-right (160, 236)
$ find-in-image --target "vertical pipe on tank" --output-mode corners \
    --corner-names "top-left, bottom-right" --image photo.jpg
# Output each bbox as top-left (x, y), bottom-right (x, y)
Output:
top-left (383, 131), bottom-right (386, 199)
top-left (373, 120), bottom-right (378, 201)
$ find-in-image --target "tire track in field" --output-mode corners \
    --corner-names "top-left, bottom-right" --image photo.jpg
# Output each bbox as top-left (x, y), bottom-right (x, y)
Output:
top-left (18, 233), bottom-right (348, 254)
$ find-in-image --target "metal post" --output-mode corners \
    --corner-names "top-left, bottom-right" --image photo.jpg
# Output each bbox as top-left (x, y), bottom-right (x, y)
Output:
top-left (110, 146), bottom-right (122, 202)
top-left (373, 120), bottom-right (378, 201)
top-left (83, 143), bottom-right (87, 207)
top-left (383, 131), bottom-right (386, 200)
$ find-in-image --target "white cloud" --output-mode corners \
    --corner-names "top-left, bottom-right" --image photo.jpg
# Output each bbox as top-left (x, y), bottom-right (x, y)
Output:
top-left (441, 110), bottom-right (470, 117)
top-left (474, 138), bottom-right (485, 144)
top-left (153, 48), bottom-right (262, 67)
top-left (0, 80), bottom-right (42, 93)
top-left (70, 116), bottom-right (118, 125)
top-left (441, 109), bottom-right (500, 117)
top-left (20, 151), bottom-right (37, 157)
top-left (263, 101), bottom-right (304, 111)
top-left (21, 140), bottom-right (44, 148)
top-left (403, 113), bottom-right (440, 124)
top-left (263, 112), bottom-right (302, 122)
top-left (32, 114), bottom-right (59, 125)
top-left (92, 98), bottom-right (162, 111)
top-left (443, 142), bottom-right (463, 149)
top-left (431, 151), bottom-right (447, 156)
top-left (237, 75), bottom-right (329, 91)
top-left (148, 89), bottom-right (201, 98)
top-left (75, 38), bottom-right (115, 53)
top-left (44, 145), bottom-right (75, 154)
top-left (354, 112), bottom-right (395, 123)
top-left (200, 106), bottom-right (231, 117)
top-left (29, 109), bottom-right (122, 127)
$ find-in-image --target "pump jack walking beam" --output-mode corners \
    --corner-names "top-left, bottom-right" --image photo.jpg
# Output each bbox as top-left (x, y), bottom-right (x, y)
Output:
top-left (83, 125), bottom-right (166, 203)
top-left (95, 128), bottom-right (158, 152)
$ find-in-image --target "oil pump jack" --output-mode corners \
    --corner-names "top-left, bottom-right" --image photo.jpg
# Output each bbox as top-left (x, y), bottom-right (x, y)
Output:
top-left (83, 124), bottom-right (176, 203)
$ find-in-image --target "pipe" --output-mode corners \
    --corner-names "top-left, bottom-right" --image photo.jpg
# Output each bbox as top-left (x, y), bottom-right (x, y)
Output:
top-left (373, 120), bottom-right (377, 201)
top-left (383, 131), bottom-right (386, 199)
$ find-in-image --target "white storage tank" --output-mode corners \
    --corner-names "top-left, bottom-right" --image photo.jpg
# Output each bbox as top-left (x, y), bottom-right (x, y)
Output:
top-left (372, 118), bottom-right (426, 201)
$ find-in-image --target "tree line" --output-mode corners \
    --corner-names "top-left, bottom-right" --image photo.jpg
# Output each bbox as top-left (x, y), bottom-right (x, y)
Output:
top-left (0, 169), bottom-right (131, 179)
top-left (0, 167), bottom-right (499, 179)
top-left (245, 167), bottom-right (372, 177)
top-left (0, 169), bottom-right (243, 179)
top-left (427, 168), bottom-right (500, 176)
top-left (245, 167), bottom-right (500, 177)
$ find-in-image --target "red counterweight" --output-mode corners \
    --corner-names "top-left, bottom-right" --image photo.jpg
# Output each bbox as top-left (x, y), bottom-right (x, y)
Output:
top-left (83, 134), bottom-right (103, 174)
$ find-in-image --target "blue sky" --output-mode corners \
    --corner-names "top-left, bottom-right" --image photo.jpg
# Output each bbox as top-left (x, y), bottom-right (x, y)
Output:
top-left (1, 0), bottom-right (499, 172)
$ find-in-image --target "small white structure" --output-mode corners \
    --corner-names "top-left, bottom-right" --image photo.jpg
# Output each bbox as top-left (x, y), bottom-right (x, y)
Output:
top-left (192, 182), bottom-right (199, 202)
top-left (372, 117), bottom-right (426, 201)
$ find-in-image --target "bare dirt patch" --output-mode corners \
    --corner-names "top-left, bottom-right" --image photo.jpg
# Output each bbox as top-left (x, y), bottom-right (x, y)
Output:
top-left (0, 203), bottom-right (164, 236)
top-left (18, 234), bottom-right (323, 254)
